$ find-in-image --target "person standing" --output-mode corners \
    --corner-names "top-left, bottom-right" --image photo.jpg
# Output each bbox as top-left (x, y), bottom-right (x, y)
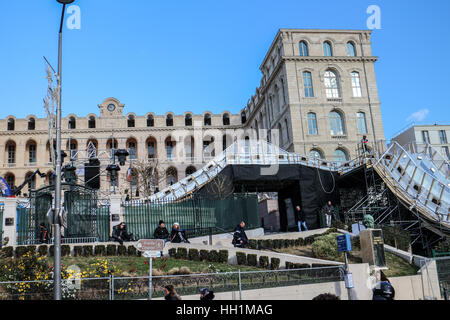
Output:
top-left (322, 201), bottom-right (335, 228)
top-left (296, 206), bottom-right (308, 232)
top-left (361, 135), bottom-right (370, 154)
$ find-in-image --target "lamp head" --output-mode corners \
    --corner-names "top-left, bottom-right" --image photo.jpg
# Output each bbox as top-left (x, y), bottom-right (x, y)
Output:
top-left (57, 0), bottom-right (75, 4)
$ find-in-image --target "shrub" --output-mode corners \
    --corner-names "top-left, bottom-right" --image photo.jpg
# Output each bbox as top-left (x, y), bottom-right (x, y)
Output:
top-left (247, 254), bottom-right (257, 266)
top-left (199, 250), bottom-right (209, 261)
top-left (248, 239), bottom-right (258, 250)
top-left (218, 250), bottom-right (229, 264)
top-left (266, 239), bottom-right (273, 249)
top-left (49, 245), bottom-right (55, 257)
top-left (0, 246), bottom-right (14, 258)
top-left (117, 245), bottom-right (127, 256)
top-left (37, 245), bottom-right (48, 257)
top-left (127, 246), bottom-right (137, 256)
top-left (177, 247), bottom-right (188, 260)
top-left (168, 267), bottom-right (191, 275)
top-left (15, 246), bottom-right (29, 258)
top-left (188, 249), bottom-right (200, 261)
top-left (106, 244), bottom-right (117, 256)
top-left (82, 245), bottom-right (93, 257)
top-left (270, 257), bottom-right (280, 270)
top-left (259, 255), bottom-right (269, 269)
top-left (207, 250), bottom-right (219, 263)
top-left (294, 263), bottom-right (310, 269)
top-left (26, 245), bottom-right (37, 255)
top-left (282, 239), bottom-right (289, 248)
top-left (312, 263), bottom-right (331, 268)
top-left (95, 245), bottom-right (106, 256)
top-left (331, 220), bottom-right (348, 231)
top-left (304, 236), bottom-right (315, 245)
top-left (168, 248), bottom-right (177, 258)
top-left (257, 240), bottom-right (263, 250)
top-left (285, 261), bottom-right (293, 269)
top-left (236, 252), bottom-right (247, 265)
top-left (61, 245), bottom-right (71, 257)
top-left (311, 233), bottom-right (343, 261)
top-left (288, 239), bottom-right (295, 247)
top-left (272, 239), bottom-right (281, 249)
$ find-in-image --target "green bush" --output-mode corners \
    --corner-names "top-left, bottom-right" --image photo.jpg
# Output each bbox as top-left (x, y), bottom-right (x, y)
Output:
top-left (266, 239), bottom-right (273, 249)
top-left (95, 245), bottom-right (106, 256)
top-left (0, 246), bottom-right (14, 258)
top-left (49, 245), bottom-right (55, 257)
top-left (236, 252), bottom-right (247, 265)
top-left (331, 220), bottom-right (348, 231)
top-left (26, 246), bottom-right (37, 255)
top-left (199, 250), bottom-right (209, 261)
top-left (304, 236), bottom-right (315, 245)
top-left (82, 245), bottom-right (93, 257)
top-left (257, 240), bottom-right (263, 250)
top-left (15, 246), bottom-right (29, 258)
top-left (272, 239), bottom-right (281, 249)
top-left (294, 263), bottom-right (310, 269)
top-left (106, 244), bottom-right (117, 256)
top-left (61, 245), bottom-right (71, 257)
top-left (127, 246), bottom-right (137, 256)
top-left (188, 249), bottom-right (200, 261)
top-left (270, 257), bottom-right (280, 270)
top-left (177, 247), bottom-right (188, 260)
top-left (73, 246), bottom-right (82, 257)
top-left (207, 250), bottom-right (219, 263)
top-left (282, 239), bottom-right (289, 248)
top-left (311, 233), bottom-right (343, 261)
top-left (288, 239), bottom-right (295, 247)
top-left (312, 263), bottom-right (331, 268)
top-left (248, 239), bottom-right (258, 250)
top-left (285, 261), bottom-right (293, 269)
top-left (218, 250), bottom-right (228, 264)
top-left (259, 255), bottom-right (269, 269)
top-left (37, 245), bottom-right (48, 257)
top-left (247, 254), bottom-right (257, 266)
top-left (117, 245), bottom-right (127, 256)
top-left (168, 248), bottom-right (177, 258)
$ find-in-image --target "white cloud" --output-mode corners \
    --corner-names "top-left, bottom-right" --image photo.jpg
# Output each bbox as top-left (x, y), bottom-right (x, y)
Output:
top-left (406, 108), bottom-right (429, 122)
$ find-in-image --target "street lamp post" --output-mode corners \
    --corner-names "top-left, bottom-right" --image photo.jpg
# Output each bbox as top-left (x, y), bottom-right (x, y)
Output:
top-left (54, 0), bottom-right (75, 300)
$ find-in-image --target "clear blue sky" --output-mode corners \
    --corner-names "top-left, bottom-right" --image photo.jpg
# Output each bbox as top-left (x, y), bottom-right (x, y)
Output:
top-left (1, 0), bottom-right (449, 139)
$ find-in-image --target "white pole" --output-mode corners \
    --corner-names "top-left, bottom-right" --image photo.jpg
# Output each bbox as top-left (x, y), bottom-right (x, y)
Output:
top-left (149, 256), bottom-right (153, 300)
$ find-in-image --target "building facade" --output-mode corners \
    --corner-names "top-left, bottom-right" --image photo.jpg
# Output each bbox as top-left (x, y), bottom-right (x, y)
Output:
top-left (0, 29), bottom-right (385, 197)
top-left (392, 124), bottom-right (450, 160)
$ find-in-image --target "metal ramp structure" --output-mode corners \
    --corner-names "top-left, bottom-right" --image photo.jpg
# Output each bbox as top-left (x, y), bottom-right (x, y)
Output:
top-left (148, 139), bottom-right (450, 237)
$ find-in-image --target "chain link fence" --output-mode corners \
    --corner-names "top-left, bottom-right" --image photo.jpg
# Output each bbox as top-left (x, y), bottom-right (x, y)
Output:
top-left (0, 266), bottom-right (344, 300)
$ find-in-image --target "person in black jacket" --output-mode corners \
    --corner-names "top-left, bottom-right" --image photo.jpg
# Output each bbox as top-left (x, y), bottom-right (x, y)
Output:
top-left (154, 220), bottom-right (169, 241)
top-left (296, 206), bottom-right (308, 232)
top-left (164, 285), bottom-right (182, 300)
top-left (170, 222), bottom-right (190, 243)
top-left (39, 223), bottom-right (50, 244)
top-left (200, 288), bottom-right (215, 300)
top-left (112, 222), bottom-right (135, 245)
top-left (232, 221), bottom-right (248, 248)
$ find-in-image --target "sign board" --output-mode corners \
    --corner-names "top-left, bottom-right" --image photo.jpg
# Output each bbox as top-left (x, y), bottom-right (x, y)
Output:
top-left (136, 239), bottom-right (164, 252)
top-left (143, 251), bottom-right (161, 258)
top-left (337, 234), bottom-right (352, 253)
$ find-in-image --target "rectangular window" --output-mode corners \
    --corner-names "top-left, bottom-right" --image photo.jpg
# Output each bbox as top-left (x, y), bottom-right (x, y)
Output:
top-left (357, 112), bottom-right (368, 134)
top-left (351, 72), bottom-right (362, 97)
top-left (8, 145), bottom-right (15, 164)
top-left (29, 145), bottom-right (36, 163)
top-left (303, 72), bottom-right (314, 97)
top-left (439, 130), bottom-right (447, 144)
top-left (128, 142), bottom-right (136, 160)
top-left (307, 113), bottom-right (318, 135)
top-left (148, 142), bottom-right (155, 159)
top-left (422, 130), bottom-right (430, 144)
top-left (166, 142), bottom-right (173, 159)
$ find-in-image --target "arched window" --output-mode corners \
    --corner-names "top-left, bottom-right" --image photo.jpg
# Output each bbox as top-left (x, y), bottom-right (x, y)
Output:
top-left (7, 118), bottom-right (15, 131)
top-left (299, 41), bottom-right (309, 56)
top-left (147, 115), bottom-right (154, 127)
top-left (204, 113), bottom-right (211, 126)
top-left (324, 70), bottom-right (340, 98)
top-left (241, 112), bottom-right (247, 124)
top-left (309, 149), bottom-right (323, 159)
top-left (351, 72), bottom-right (362, 97)
top-left (330, 111), bottom-right (345, 136)
top-left (167, 167), bottom-right (178, 186)
top-left (185, 114), bottom-right (192, 126)
top-left (166, 114), bottom-right (173, 127)
top-left (357, 112), bottom-right (368, 134)
top-left (334, 149), bottom-right (348, 162)
top-left (28, 118), bottom-right (35, 130)
top-left (223, 113), bottom-right (230, 126)
top-left (68, 117), bottom-right (76, 129)
top-left (307, 113), bottom-right (318, 135)
top-left (127, 115), bottom-right (135, 128)
top-left (303, 71), bottom-right (314, 97)
top-left (185, 166), bottom-right (196, 176)
top-left (127, 140), bottom-right (137, 160)
top-left (323, 41), bottom-right (333, 56)
top-left (347, 42), bottom-right (356, 57)
top-left (88, 116), bottom-right (96, 129)
top-left (147, 140), bottom-right (156, 159)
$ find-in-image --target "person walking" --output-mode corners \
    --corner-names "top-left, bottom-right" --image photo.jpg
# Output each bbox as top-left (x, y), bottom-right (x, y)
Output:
top-left (296, 206), bottom-right (308, 232)
top-left (164, 285), bottom-right (182, 300)
top-left (170, 222), bottom-right (190, 243)
top-left (322, 201), bottom-right (335, 228)
top-left (232, 221), bottom-right (248, 248)
top-left (200, 288), bottom-right (215, 300)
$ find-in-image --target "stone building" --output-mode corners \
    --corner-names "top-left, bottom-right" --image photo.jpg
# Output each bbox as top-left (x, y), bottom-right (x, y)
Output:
top-left (0, 29), bottom-right (385, 197)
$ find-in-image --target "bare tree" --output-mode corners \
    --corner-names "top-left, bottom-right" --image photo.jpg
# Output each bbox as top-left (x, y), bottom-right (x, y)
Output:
top-left (205, 174), bottom-right (234, 200)
top-left (131, 159), bottom-right (167, 198)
